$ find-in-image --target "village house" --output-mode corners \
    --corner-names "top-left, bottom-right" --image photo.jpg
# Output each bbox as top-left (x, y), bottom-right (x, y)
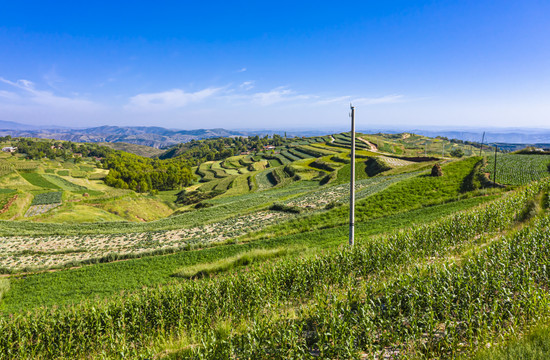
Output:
top-left (2, 147), bottom-right (16, 153)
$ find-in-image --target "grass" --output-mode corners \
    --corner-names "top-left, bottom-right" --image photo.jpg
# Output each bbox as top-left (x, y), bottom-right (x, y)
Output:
top-left (42, 174), bottom-right (87, 191)
top-left (475, 324), bottom-right (550, 359)
top-left (172, 247), bottom-right (301, 279)
top-left (0, 193), bottom-right (497, 313)
top-left (250, 157), bottom-right (481, 240)
top-left (0, 278), bottom-right (9, 301)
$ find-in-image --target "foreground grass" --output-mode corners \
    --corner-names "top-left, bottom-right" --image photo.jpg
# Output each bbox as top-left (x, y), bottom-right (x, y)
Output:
top-left (172, 247), bottom-right (303, 279)
top-left (474, 324), bottom-right (550, 360)
top-left (0, 194), bottom-right (496, 313)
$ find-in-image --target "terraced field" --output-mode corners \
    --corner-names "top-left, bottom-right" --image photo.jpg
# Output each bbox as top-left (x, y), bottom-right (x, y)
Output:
top-left (2, 134), bottom-right (549, 359)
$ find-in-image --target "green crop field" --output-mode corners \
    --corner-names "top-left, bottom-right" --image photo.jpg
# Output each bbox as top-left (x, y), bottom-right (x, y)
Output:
top-left (30, 191), bottom-right (63, 205)
top-left (19, 172), bottom-right (61, 189)
top-left (0, 132), bottom-right (549, 359)
top-left (486, 154), bottom-right (550, 185)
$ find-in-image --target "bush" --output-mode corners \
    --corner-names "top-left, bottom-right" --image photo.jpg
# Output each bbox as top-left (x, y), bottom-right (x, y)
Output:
top-left (365, 157), bottom-right (391, 177)
top-left (175, 189), bottom-right (224, 205)
top-left (269, 203), bottom-right (302, 214)
top-left (450, 149), bottom-right (465, 158)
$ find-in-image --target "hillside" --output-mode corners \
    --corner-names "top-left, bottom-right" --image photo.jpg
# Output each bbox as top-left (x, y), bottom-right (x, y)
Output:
top-left (97, 142), bottom-right (165, 157)
top-left (0, 132), bottom-right (549, 359)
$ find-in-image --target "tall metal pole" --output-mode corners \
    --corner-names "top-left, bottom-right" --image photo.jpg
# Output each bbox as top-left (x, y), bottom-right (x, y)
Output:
top-left (349, 104), bottom-right (355, 247)
top-left (479, 132), bottom-right (485, 157)
top-left (493, 145), bottom-right (498, 183)
top-left (442, 142), bottom-right (445, 158)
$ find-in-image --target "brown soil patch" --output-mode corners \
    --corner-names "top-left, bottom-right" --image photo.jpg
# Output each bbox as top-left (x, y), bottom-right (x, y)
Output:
top-left (0, 195), bottom-right (17, 214)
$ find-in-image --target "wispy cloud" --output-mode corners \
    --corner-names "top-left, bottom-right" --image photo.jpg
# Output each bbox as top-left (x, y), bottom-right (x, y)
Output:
top-left (316, 94), bottom-right (404, 106)
top-left (237, 67), bottom-right (247, 73)
top-left (127, 87), bottom-right (221, 110)
top-left (0, 77), bottom-right (98, 110)
top-left (249, 87), bottom-right (313, 106)
top-left (239, 81), bottom-right (255, 90)
top-left (352, 94), bottom-right (404, 105)
top-left (0, 90), bottom-right (20, 101)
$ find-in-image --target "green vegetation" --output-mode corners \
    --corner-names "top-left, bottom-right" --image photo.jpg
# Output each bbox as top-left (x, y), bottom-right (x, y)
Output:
top-left (0, 193), bottom-right (501, 312)
top-left (0, 180), bottom-right (545, 358)
top-left (97, 142), bottom-right (165, 158)
top-left (19, 172), bottom-right (60, 189)
top-left (475, 324), bottom-right (550, 360)
top-left (172, 247), bottom-right (299, 279)
top-left (30, 191), bottom-right (63, 205)
top-left (103, 151), bottom-right (194, 192)
top-left (0, 278), bottom-right (9, 302)
top-left (486, 154), bottom-right (550, 185)
top-left (0, 132), bottom-right (549, 359)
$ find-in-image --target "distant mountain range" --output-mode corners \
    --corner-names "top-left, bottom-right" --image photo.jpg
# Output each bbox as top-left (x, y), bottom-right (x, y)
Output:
top-left (0, 120), bottom-right (549, 149)
top-left (0, 121), bottom-right (246, 148)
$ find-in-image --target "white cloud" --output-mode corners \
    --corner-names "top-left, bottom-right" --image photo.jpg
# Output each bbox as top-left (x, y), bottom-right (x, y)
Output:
top-left (352, 94), bottom-right (404, 105)
top-left (250, 87), bottom-right (313, 106)
top-left (237, 67), bottom-right (247, 72)
top-left (127, 87), bottom-right (221, 110)
top-left (315, 94), bottom-right (404, 106)
top-left (239, 81), bottom-right (255, 90)
top-left (0, 77), bottom-right (98, 110)
top-left (0, 90), bottom-right (20, 101)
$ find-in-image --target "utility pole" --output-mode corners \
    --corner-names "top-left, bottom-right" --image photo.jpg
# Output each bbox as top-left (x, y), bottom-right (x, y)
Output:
top-left (349, 104), bottom-right (355, 247)
top-left (424, 142), bottom-right (427, 157)
top-left (479, 132), bottom-right (485, 157)
top-left (442, 142), bottom-right (445, 158)
top-left (493, 145), bottom-right (498, 183)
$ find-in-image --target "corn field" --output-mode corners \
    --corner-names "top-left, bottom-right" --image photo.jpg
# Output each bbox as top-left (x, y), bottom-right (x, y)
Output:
top-left (0, 180), bottom-right (547, 359)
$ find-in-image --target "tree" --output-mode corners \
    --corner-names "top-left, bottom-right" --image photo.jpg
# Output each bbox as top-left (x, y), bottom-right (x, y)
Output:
top-left (450, 149), bottom-right (465, 158)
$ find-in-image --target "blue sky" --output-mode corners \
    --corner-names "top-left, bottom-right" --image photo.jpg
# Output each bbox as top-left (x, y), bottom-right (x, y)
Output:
top-left (0, 1), bottom-right (549, 130)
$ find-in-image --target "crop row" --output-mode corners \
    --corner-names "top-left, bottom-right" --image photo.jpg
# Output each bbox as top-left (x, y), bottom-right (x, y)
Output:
top-left (30, 191), bottom-right (63, 206)
top-left (486, 154), bottom-right (550, 185)
top-left (192, 211), bottom-right (550, 359)
top-left (0, 180), bottom-right (545, 358)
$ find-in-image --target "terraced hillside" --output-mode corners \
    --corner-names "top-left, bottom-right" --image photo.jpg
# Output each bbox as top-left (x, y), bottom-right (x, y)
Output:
top-left (1, 133), bottom-right (549, 359)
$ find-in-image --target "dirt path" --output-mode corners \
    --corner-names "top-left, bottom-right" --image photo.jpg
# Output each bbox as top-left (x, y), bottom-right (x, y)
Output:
top-left (357, 137), bottom-right (378, 152)
top-left (329, 135), bottom-right (335, 143)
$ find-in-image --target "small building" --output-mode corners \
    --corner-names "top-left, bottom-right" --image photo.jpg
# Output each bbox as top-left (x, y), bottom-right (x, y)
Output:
top-left (2, 147), bottom-right (16, 153)
top-left (263, 145), bottom-right (276, 150)
top-left (73, 153), bottom-right (83, 158)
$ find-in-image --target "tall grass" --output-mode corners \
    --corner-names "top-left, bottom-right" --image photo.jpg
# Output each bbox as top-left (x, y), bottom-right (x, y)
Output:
top-left (0, 278), bottom-right (9, 301)
top-left (172, 247), bottom-right (301, 279)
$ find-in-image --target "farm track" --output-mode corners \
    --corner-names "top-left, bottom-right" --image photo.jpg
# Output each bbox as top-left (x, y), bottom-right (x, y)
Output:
top-left (357, 136), bottom-right (378, 152)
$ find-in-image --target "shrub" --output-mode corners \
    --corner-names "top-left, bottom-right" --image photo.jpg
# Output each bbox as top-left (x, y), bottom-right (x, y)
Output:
top-left (450, 148), bottom-right (465, 157)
